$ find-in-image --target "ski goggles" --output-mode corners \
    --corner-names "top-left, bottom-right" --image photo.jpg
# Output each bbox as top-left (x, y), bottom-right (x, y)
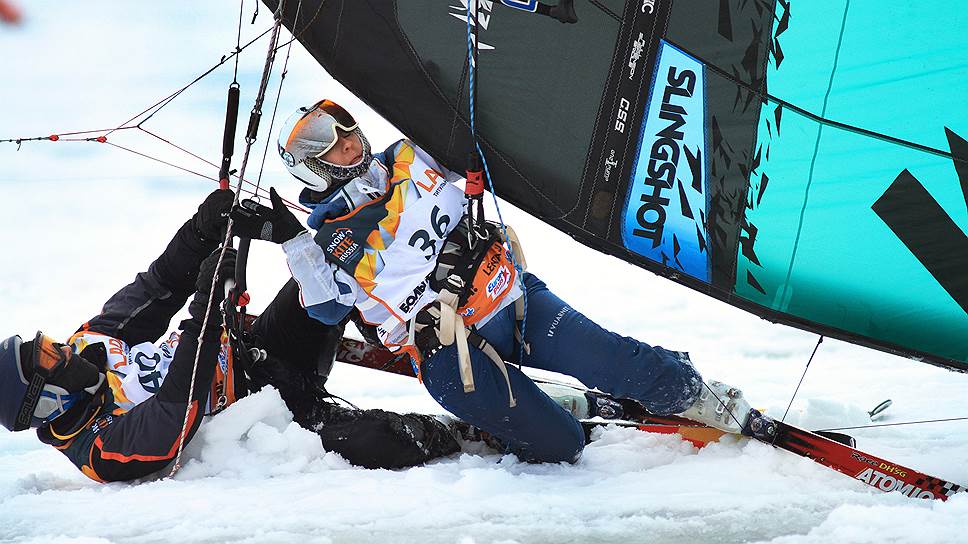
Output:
top-left (281, 99), bottom-right (359, 163)
top-left (32, 332), bottom-right (70, 376)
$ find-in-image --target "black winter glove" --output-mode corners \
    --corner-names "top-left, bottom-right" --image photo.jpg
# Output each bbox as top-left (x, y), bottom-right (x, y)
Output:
top-left (192, 189), bottom-right (235, 241)
top-left (187, 248), bottom-right (238, 328)
top-left (230, 187), bottom-right (305, 244)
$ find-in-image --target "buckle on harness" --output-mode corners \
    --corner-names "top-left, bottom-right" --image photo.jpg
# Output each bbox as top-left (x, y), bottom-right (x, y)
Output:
top-left (413, 274), bottom-right (517, 408)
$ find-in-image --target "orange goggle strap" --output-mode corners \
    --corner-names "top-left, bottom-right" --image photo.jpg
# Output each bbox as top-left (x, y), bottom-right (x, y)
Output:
top-left (13, 332), bottom-right (65, 431)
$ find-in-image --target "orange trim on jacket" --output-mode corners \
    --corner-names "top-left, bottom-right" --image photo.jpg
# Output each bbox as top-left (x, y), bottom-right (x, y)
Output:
top-left (92, 401), bottom-right (199, 464)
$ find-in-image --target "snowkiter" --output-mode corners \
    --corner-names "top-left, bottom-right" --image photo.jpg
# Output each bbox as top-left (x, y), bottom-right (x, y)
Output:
top-left (233, 99), bottom-right (752, 464)
top-left (0, 189), bottom-right (459, 482)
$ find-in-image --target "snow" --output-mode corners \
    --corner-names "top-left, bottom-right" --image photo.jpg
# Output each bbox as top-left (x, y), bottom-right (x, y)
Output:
top-left (2, 2), bottom-right (968, 543)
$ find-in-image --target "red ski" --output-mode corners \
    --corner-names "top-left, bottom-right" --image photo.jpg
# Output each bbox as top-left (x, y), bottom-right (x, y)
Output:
top-left (335, 337), bottom-right (965, 501)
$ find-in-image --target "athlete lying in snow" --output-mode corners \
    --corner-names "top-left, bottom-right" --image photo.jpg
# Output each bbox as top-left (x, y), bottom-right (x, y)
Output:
top-left (231, 99), bottom-right (753, 464)
top-left (0, 189), bottom-right (458, 482)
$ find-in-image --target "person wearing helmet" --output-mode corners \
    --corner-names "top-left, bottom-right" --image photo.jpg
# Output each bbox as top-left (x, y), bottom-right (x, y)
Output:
top-left (233, 99), bottom-right (755, 464)
top-left (0, 189), bottom-right (460, 482)
top-left (277, 99), bottom-right (374, 196)
top-left (0, 189), bottom-right (239, 481)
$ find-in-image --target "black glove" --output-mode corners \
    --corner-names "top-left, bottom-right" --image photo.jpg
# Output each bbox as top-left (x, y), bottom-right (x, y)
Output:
top-left (192, 189), bottom-right (235, 241)
top-left (187, 248), bottom-right (238, 328)
top-left (230, 187), bottom-right (304, 244)
top-left (413, 299), bottom-right (445, 354)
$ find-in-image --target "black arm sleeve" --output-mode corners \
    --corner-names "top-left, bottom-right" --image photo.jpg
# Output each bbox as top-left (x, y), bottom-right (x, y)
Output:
top-left (80, 220), bottom-right (219, 346)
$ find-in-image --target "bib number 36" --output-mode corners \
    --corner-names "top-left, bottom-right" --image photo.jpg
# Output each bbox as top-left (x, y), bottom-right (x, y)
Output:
top-left (408, 206), bottom-right (450, 260)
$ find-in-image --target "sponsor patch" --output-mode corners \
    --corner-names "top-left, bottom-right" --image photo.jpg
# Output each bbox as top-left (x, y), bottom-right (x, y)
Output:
top-left (278, 142), bottom-right (296, 167)
top-left (398, 281), bottom-right (429, 314)
top-left (486, 266), bottom-right (512, 300)
top-left (218, 345), bottom-right (228, 373)
top-left (326, 228), bottom-right (361, 263)
top-left (628, 32), bottom-right (646, 80)
top-left (90, 414), bottom-right (114, 434)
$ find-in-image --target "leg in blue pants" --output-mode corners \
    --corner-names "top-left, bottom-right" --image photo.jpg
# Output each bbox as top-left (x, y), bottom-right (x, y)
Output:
top-left (421, 273), bottom-right (701, 463)
top-left (423, 344), bottom-right (586, 463)
top-left (510, 274), bottom-right (702, 415)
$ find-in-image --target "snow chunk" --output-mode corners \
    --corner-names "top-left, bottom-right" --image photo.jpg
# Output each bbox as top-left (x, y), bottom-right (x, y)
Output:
top-left (173, 388), bottom-right (336, 480)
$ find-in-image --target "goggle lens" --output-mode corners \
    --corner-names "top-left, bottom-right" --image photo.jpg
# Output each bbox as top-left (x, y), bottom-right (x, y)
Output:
top-left (287, 99), bottom-right (359, 161)
top-left (33, 332), bottom-right (67, 374)
top-left (312, 99), bottom-right (357, 129)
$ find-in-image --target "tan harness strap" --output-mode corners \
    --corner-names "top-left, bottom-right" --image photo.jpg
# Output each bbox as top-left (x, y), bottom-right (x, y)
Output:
top-left (433, 289), bottom-right (476, 394)
top-left (503, 224), bottom-right (530, 357)
top-left (431, 286), bottom-right (516, 407)
top-left (477, 338), bottom-right (517, 408)
top-left (500, 224), bottom-right (528, 273)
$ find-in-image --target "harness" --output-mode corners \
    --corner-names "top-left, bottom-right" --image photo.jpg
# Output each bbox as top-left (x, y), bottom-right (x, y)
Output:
top-left (414, 220), bottom-right (529, 408)
top-left (208, 327), bottom-right (248, 415)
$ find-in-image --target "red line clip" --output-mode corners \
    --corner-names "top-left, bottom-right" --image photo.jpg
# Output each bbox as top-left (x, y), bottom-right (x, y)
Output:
top-left (465, 169), bottom-right (484, 197)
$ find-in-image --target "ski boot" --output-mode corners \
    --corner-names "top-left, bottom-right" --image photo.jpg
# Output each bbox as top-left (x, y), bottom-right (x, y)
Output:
top-left (678, 380), bottom-right (753, 434)
top-left (535, 381), bottom-right (626, 421)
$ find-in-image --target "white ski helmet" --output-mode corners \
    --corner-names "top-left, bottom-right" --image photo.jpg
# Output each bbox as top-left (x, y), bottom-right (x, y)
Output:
top-left (277, 99), bottom-right (372, 192)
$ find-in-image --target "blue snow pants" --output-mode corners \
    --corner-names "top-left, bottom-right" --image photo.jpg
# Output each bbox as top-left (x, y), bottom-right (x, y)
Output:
top-left (421, 273), bottom-right (702, 463)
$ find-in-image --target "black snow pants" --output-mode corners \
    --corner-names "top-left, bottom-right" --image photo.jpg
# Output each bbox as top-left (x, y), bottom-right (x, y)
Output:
top-left (247, 279), bottom-right (460, 469)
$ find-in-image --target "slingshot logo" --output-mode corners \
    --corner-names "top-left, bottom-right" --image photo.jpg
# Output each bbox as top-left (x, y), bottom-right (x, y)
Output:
top-left (631, 63), bottom-right (697, 248)
top-left (621, 41), bottom-right (710, 282)
top-left (449, 1), bottom-right (497, 55)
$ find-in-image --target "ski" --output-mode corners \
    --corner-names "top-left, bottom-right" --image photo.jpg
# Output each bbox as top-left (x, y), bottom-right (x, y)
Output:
top-left (335, 337), bottom-right (965, 501)
top-left (745, 410), bottom-right (963, 500)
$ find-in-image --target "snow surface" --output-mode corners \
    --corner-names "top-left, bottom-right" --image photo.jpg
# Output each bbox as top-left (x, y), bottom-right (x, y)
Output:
top-left (1, 3), bottom-right (967, 543)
